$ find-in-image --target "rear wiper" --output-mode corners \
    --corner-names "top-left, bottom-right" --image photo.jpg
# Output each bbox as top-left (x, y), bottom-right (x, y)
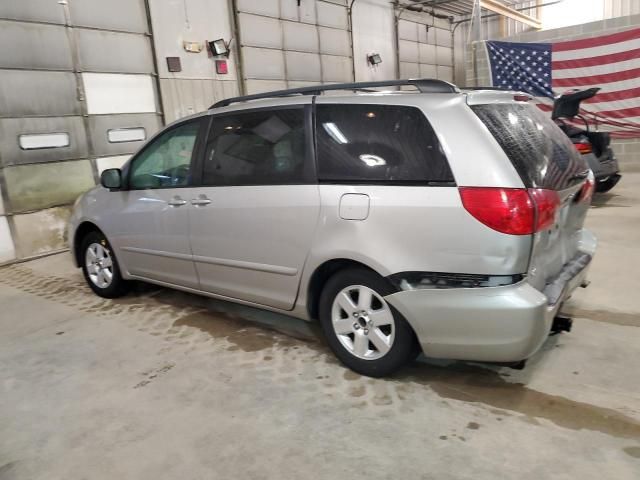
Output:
top-left (568, 170), bottom-right (589, 182)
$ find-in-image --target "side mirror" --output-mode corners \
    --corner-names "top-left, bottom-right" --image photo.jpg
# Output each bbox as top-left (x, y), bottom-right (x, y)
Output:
top-left (100, 168), bottom-right (122, 189)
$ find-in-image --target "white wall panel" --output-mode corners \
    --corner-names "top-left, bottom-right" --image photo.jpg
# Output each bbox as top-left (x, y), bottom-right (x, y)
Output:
top-left (437, 65), bottom-right (453, 82)
top-left (317, 2), bottom-right (348, 29)
top-left (288, 81), bottom-right (322, 89)
top-left (400, 61), bottom-right (419, 78)
top-left (148, 0), bottom-right (238, 81)
top-left (285, 52), bottom-right (321, 81)
top-left (0, 217), bottom-right (15, 264)
top-left (237, 0), bottom-right (353, 88)
top-left (0, 21), bottom-right (72, 70)
top-left (0, 70), bottom-right (80, 117)
top-left (399, 40), bottom-right (419, 63)
top-left (97, 155), bottom-right (130, 174)
top-left (76, 29), bottom-right (154, 74)
top-left (12, 206), bottom-right (71, 258)
top-left (419, 43), bottom-right (436, 64)
top-left (69, 0), bottom-right (148, 33)
top-left (319, 27), bottom-right (350, 56)
top-left (280, 0), bottom-right (299, 20)
top-left (298, 0), bottom-right (317, 23)
top-left (239, 13), bottom-right (282, 49)
top-left (283, 22), bottom-right (319, 52)
top-left (0, 0), bottom-right (65, 24)
top-left (419, 63), bottom-right (437, 78)
top-left (237, 0), bottom-right (279, 17)
top-left (351, 0), bottom-right (396, 81)
top-left (242, 48), bottom-right (285, 80)
top-left (83, 73), bottom-right (156, 114)
top-left (321, 55), bottom-right (352, 82)
top-left (436, 46), bottom-right (452, 66)
top-left (245, 80), bottom-right (288, 95)
top-left (397, 16), bottom-right (453, 82)
top-left (159, 78), bottom-right (238, 123)
top-left (418, 24), bottom-right (428, 44)
top-left (398, 20), bottom-right (418, 41)
top-left (435, 28), bottom-right (453, 48)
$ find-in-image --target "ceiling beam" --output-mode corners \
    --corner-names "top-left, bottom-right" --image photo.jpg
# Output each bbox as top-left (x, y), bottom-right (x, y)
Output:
top-left (480, 0), bottom-right (542, 29)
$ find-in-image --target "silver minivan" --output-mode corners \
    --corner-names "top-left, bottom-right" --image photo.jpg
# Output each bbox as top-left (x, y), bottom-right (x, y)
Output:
top-left (69, 79), bottom-right (596, 377)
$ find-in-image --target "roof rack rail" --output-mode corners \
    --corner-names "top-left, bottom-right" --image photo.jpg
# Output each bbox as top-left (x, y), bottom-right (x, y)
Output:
top-left (210, 78), bottom-right (459, 109)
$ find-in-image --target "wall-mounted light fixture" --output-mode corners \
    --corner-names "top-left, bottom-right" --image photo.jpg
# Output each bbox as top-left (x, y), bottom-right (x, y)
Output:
top-left (208, 38), bottom-right (230, 57)
top-left (367, 53), bottom-right (382, 66)
top-left (183, 41), bottom-right (203, 53)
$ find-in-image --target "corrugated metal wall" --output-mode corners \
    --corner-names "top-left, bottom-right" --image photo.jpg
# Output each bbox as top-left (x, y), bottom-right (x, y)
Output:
top-left (0, 0), bottom-right (161, 263)
top-left (235, 0), bottom-right (354, 94)
top-left (147, 0), bottom-right (240, 123)
top-left (604, 0), bottom-right (640, 17)
top-left (398, 14), bottom-right (454, 82)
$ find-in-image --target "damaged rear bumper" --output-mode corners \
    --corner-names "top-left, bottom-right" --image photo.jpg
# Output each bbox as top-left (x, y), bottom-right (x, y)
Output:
top-left (384, 254), bottom-right (593, 363)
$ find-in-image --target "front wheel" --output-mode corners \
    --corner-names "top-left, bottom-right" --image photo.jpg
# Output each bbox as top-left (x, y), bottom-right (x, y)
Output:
top-left (80, 231), bottom-right (129, 298)
top-left (319, 268), bottom-right (418, 377)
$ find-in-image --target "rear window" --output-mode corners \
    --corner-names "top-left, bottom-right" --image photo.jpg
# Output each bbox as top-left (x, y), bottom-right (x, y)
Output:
top-left (316, 104), bottom-right (454, 184)
top-left (471, 103), bottom-right (588, 190)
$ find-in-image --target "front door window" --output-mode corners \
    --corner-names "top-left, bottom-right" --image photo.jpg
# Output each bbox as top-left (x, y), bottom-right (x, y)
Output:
top-left (129, 121), bottom-right (200, 189)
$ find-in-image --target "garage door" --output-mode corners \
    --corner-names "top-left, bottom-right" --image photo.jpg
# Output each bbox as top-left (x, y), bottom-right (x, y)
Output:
top-left (0, 0), bottom-right (162, 262)
top-left (236, 0), bottom-right (354, 94)
top-left (398, 18), bottom-right (453, 82)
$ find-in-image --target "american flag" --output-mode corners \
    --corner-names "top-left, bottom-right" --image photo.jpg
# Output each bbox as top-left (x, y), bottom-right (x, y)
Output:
top-left (487, 27), bottom-right (640, 138)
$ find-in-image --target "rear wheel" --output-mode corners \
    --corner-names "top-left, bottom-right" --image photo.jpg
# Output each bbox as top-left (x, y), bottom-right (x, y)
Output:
top-left (595, 175), bottom-right (621, 193)
top-left (80, 231), bottom-right (129, 298)
top-left (319, 268), bottom-right (418, 377)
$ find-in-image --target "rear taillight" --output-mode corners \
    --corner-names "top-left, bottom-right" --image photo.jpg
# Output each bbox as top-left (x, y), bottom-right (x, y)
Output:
top-left (576, 175), bottom-right (595, 203)
top-left (459, 187), bottom-right (560, 235)
top-left (574, 142), bottom-right (592, 155)
top-left (529, 188), bottom-right (561, 231)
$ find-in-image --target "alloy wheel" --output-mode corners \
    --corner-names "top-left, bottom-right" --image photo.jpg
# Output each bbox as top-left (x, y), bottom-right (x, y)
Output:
top-left (331, 284), bottom-right (395, 360)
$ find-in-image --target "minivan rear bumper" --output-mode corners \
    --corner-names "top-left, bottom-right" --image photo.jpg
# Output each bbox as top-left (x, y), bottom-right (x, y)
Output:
top-left (384, 255), bottom-right (592, 363)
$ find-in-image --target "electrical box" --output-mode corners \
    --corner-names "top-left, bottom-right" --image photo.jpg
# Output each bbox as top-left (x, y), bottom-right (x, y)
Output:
top-left (216, 60), bottom-right (228, 75)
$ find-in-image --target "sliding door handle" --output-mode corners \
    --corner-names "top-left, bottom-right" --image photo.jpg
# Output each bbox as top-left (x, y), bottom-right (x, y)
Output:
top-left (191, 196), bottom-right (211, 206)
top-left (168, 197), bottom-right (187, 207)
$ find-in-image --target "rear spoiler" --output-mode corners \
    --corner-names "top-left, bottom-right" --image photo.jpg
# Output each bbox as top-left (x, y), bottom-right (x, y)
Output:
top-left (551, 88), bottom-right (600, 120)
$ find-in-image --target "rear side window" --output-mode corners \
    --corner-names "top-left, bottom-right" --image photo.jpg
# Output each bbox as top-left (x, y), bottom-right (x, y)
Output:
top-left (316, 104), bottom-right (454, 184)
top-left (471, 103), bottom-right (588, 190)
top-left (203, 108), bottom-right (311, 186)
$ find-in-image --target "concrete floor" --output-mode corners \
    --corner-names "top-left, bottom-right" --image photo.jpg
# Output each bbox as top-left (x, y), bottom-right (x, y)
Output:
top-left (1, 177), bottom-right (640, 480)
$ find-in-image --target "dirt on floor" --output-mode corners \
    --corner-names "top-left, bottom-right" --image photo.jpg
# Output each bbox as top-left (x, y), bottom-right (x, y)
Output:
top-left (1, 175), bottom-right (640, 479)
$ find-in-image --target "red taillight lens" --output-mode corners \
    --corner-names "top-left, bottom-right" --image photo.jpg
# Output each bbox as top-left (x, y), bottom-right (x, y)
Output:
top-left (577, 176), bottom-right (595, 203)
top-left (459, 187), bottom-right (560, 235)
top-left (529, 188), bottom-right (561, 231)
top-left (574, 142), bottom-right (592, 155)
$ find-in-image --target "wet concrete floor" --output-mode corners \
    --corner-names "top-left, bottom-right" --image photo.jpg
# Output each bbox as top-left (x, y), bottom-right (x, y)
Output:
top-left (1, 175), bottom-right (640, 479)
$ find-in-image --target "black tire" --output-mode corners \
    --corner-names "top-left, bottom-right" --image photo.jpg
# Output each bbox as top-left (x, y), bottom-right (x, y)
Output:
top-left (318, 268), bottom-right (419, 377)
top-left (595, 175), bottom-right (620, 193)
top-left (80, 231), bottom-right (129, 298)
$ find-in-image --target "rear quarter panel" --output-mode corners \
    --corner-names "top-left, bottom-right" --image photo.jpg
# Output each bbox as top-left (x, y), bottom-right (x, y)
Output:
top-left (301, 184), bottom-right (532, 284)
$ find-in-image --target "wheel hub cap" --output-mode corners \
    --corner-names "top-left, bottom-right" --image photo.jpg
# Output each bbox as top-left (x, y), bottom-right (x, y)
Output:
top-left (85, 242), bottom-right (114, 289)
top-left (331, 285), bottom-right (395, 360)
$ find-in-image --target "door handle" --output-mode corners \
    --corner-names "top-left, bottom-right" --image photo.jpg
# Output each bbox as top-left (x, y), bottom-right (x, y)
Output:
top-left (168, 197), bottom-right (187, 207)
top-left (191, 196), bottom-right (211, 206)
